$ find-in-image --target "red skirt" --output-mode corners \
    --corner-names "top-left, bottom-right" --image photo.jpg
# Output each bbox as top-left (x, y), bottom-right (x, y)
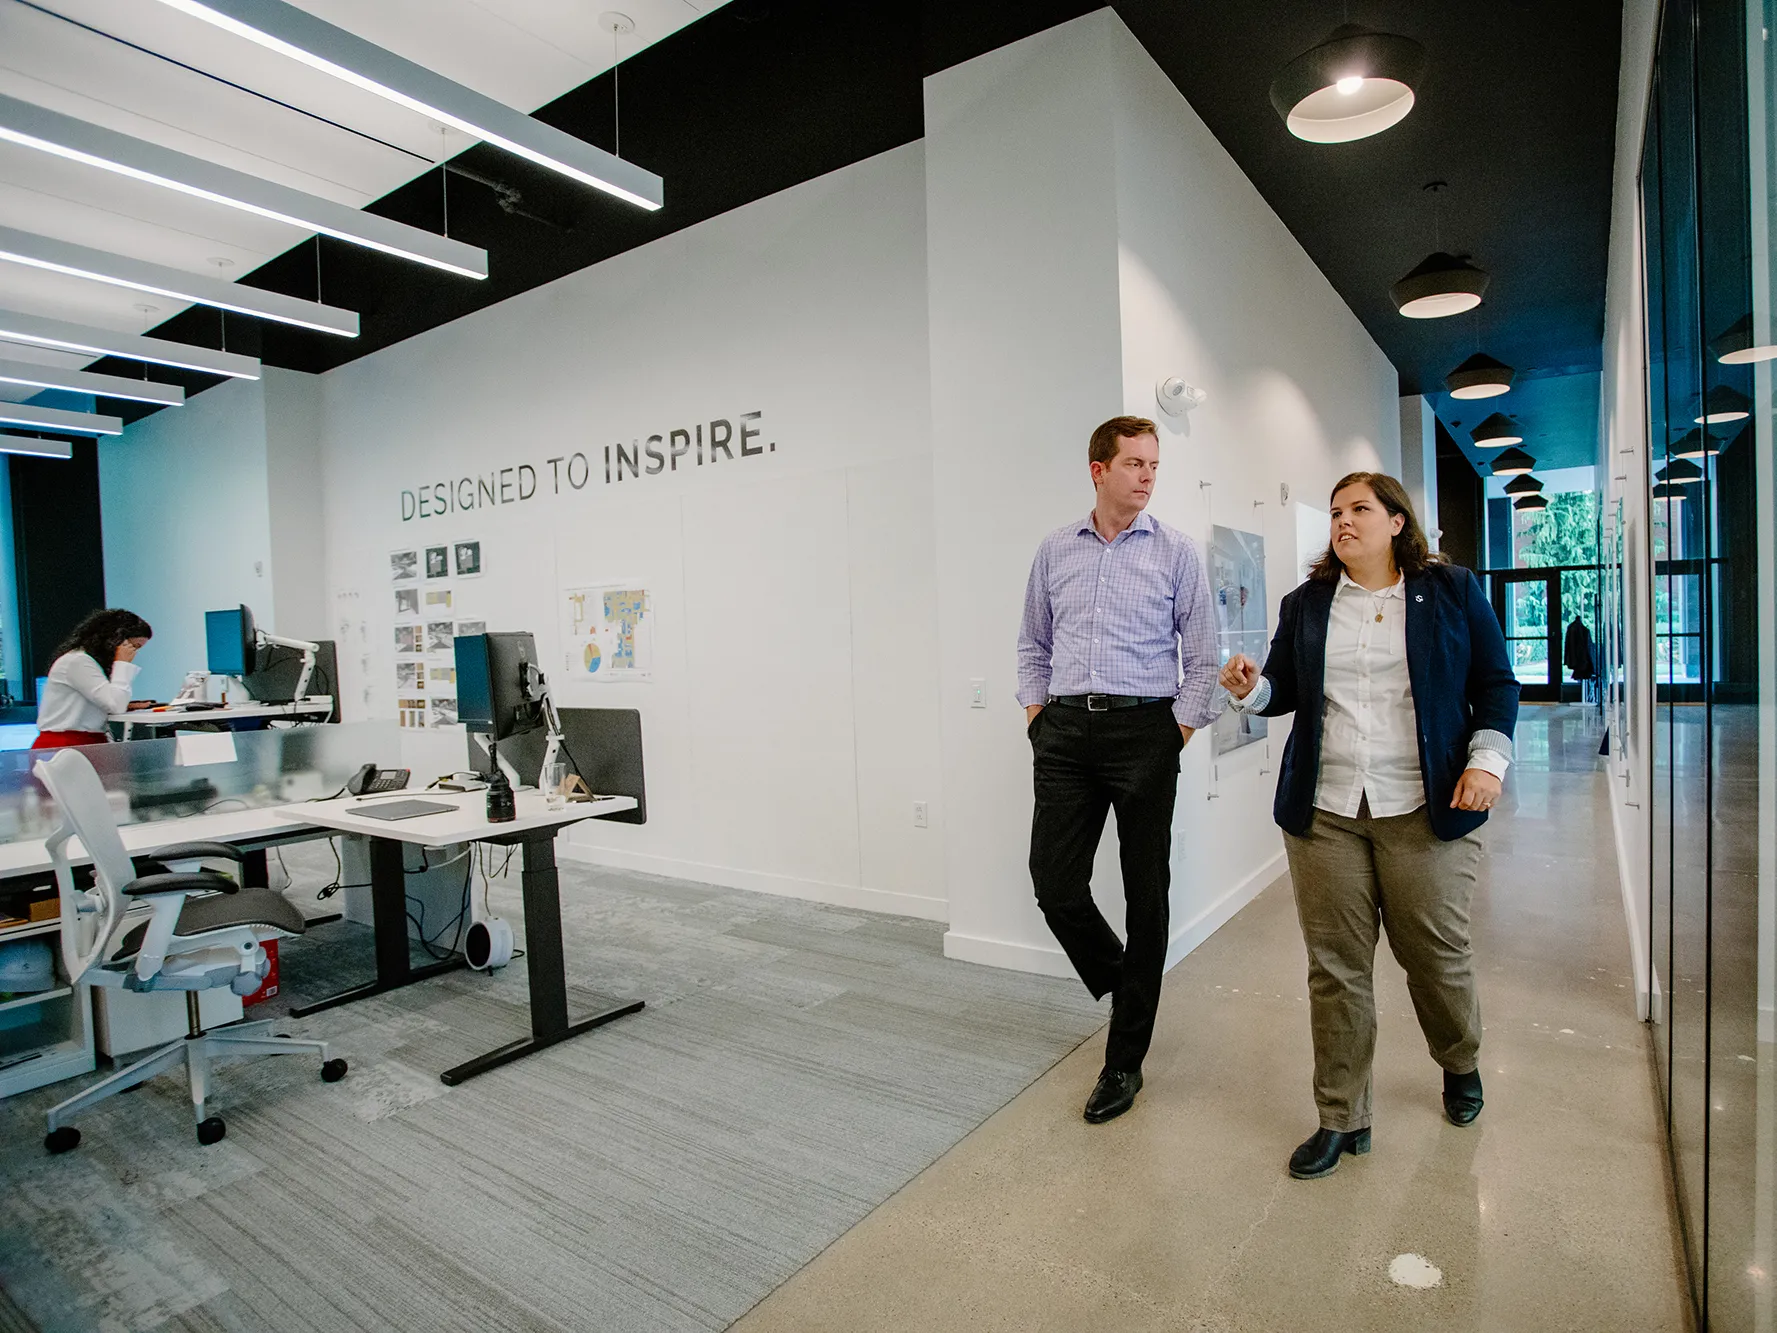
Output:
top-left (31, 730), bottom-right (109, 749)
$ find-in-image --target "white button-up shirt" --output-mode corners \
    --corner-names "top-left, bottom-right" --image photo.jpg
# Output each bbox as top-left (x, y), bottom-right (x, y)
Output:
top-left (36, 651), bottom-right (138, 735)
top-left (1231, 572), bottom-right (1510, 817)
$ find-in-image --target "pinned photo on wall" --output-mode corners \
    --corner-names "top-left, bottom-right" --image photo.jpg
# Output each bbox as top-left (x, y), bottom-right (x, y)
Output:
top-left (426, 621), bottom-right (455, 653)
top-left (430, 696), bottom-right (458, 728)
top-left (394, 588), bottom-right (419, 618)
top-left (425, 546), bottom-right (450, 579)
top-left (430, 666), bottom-right (456, 686)
top-left (398, 697), bottom-right (427, 729)
top-left (454, 540), bottom-right (483, 579)
top-left (425, 588), bottom-right (453, 611)
top-left (395, 625), bottom-right (421, 655)
top-left (390, 549), bottom-right (419, 582)
top-left (456, 619), bottom-right (487, 638)
top-left (396, 662), bottom-right (423, 691)
top-left (562, 582), bottom-right (654, 682)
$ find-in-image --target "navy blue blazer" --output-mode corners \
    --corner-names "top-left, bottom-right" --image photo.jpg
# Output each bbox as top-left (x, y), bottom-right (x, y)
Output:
top-left (1249, 563), bottom-right (1520, 841)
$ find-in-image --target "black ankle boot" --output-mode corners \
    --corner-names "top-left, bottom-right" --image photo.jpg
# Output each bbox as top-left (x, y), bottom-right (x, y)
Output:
top-left (1287, 1126), bottom-right (1371, 1179)
top-left (1443, 1069), bottom-right (1484, 1126)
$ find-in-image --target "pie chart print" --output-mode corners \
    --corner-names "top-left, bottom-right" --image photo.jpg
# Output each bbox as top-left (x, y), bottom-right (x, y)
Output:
top-left (583, 640), bottom-right (602, 674)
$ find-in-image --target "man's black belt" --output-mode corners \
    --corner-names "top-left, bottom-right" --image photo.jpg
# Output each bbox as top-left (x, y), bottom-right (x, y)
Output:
top-left (1046, 694), bottom-right (1171, 711)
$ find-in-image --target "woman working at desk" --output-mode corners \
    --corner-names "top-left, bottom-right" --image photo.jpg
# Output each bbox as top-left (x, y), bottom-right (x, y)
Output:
top-left (32, 608), bottom-right (154, 749)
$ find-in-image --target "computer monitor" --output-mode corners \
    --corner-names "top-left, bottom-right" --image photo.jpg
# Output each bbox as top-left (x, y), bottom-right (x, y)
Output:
top-left (205, 605), bottom-right (257, 676)
top-left (455, 633), bottom-right (544, 741)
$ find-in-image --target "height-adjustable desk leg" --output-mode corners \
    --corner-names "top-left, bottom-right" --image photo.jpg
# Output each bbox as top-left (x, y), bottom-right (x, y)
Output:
top-left (291, 834), bottom-right (467, 1016)
top-left (439, 832), bottom-right (643, 1085)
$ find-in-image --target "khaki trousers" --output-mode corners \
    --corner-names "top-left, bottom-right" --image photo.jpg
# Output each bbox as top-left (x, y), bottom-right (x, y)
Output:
top-left (1281, 805), bottom-right (1484, 1132)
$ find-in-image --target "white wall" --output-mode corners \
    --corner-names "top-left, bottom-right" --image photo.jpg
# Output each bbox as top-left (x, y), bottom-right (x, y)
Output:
top-left (316, 142), bottom-right (947, 920)
top-left (928, 12), bottom-right (1399, 976)
top-left (1597, 0), bottom-right (1662, 1018)
top-left (99, 375), bottom-right (275, 702)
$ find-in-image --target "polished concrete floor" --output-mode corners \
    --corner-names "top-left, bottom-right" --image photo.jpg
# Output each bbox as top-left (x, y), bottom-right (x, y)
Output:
top-left (734, 705), bottom-right (1692, 1332)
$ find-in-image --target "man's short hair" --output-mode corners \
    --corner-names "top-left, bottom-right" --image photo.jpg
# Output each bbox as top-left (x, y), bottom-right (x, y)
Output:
top-left (1088, 416), bottom-right (1159, 467)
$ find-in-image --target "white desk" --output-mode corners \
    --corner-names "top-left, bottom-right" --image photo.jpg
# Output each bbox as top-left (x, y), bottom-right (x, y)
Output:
top-left (0, 806), bottom-right (325, 882)
top-left (111, 699), bottom-right (335, 738)
top-left (279, 789), bottom-right (643, 1085)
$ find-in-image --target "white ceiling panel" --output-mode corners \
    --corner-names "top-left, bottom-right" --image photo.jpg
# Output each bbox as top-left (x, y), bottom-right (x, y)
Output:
top-left (0, 0), bottom-right (728, 372)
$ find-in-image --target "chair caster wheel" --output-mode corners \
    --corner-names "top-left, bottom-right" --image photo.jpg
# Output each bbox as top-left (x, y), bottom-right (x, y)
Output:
top-left (321, 1058), bottom-right (348, 1083)
top-left (45, 1126), bottom-right (80, 1154)
top-left (196, 1116), bottom-right (227, 1146)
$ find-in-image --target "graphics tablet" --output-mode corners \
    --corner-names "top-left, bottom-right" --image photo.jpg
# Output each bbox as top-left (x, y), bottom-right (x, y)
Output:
top-left (352, 799), bottom-right (457, 821)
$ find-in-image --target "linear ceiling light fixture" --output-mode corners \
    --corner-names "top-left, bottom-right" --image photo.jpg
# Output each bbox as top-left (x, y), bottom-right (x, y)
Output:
top-left (0, 308), bottom-right (258, 379)
top-left (1489, 447), bottom-right (1535, 476)
top-left (1469, 412), bottom-right (1523, 448)
top-left (0, 226), bottom-right (357, 337)
top-left (1390, 252), bottom-right (1489, 318)
top-left (1503, 473), bottom-right (1543, 496)
top-left (1444, 352), bottom-right (1515, 399)
top-left (0, 94), bottom-right (486, 279)
top-left (1694, 384), bottom-right (1751, 423)
top-left (0, 400), bottom-right (122, 435)
top-left (1710, 314), bottom-right (1777, 365)
top-left (0, 433), bottom-right (73, 459)
top-left (0, 356), bottom-right (184, 406)
top-left (1269, 25), bottom-right (1425, 143)
top-left (148, 0), bottom-right (664, 211)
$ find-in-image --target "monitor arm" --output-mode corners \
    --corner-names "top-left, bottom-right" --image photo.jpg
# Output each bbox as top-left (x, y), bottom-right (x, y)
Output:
top-left (257, 630), bottom-right (319, 699)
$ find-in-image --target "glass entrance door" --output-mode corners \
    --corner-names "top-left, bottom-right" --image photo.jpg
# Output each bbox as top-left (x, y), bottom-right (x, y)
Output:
top-left (1489, 569), bottom-right (1561, 702)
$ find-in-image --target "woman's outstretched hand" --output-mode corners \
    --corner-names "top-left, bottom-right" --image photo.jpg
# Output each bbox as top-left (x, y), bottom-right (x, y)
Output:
top-left (1220, 654), bottom-right (1260, 699)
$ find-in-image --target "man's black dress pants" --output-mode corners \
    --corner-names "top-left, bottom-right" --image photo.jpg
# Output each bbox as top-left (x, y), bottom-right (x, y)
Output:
top-left (1028, 700), bottom-right (1183, 1074)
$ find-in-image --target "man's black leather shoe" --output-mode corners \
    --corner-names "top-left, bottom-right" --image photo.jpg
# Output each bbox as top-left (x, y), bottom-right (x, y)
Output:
top-left (1287, 1127), bottom-right (1371, 1179)
top-left (1443, 1069), bottom-right (1484, 1126)
top-left (1083, 1068), bottom-right (1142, 1123)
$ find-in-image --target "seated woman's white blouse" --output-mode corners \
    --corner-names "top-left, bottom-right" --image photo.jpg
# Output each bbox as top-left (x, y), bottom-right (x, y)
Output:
top-left (36, 652), bottom-right (138, 734)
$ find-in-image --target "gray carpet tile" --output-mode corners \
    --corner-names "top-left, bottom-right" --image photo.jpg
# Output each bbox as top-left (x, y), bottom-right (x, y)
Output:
top-left (0, 850), bottom-right (1103, 1333)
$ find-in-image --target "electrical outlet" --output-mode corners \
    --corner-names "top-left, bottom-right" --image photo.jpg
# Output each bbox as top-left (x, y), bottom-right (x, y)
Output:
top-left (969, 677), bottom-right (986, 709)
top-left (913, 801), bottom-right (928, 828)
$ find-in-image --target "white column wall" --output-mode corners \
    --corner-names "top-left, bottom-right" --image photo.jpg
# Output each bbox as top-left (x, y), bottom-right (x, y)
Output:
top-left (931, 12), bottom-right (1400, 975)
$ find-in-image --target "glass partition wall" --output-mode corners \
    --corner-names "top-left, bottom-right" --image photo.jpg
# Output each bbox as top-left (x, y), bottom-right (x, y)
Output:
top-left (1637, 0), bottom-right (1773, 1325)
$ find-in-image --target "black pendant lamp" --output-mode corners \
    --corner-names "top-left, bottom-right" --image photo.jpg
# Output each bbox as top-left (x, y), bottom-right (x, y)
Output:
top-left (1390, 253), bottom-right (1489, 318)
top-left (1503, 473), bottom-right (1543, 496)
top-left (1650, 482), bottom-right (1688, 502)
top-left (1270, 25), bottom-right (1426, 143)
top-left (1695, 384), bottom-right (1751, 423)
top-left (1470, 412), bottom-right (1523, 448)
top-left (1657, 458), bottom-right (1705, 485)
top-left (1444, 353), bottom-right (1515, 399)
top-left (1710, 313), bottom-right (1777, 365)
top-left (1670, 428), bottom-right (1722, 460)
top-left (1489, 447), bottom-right (1534, 476)
top-left (1513, 493), bottom-right (1549, 512)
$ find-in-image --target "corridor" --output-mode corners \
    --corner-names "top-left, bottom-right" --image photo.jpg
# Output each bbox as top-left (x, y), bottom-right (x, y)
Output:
top-left (736, 705), bottom-right (1689, 1332)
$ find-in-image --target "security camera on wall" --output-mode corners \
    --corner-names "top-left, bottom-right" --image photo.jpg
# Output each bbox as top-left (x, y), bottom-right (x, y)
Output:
top-left (1156, 377), bottom-right (1208, 416)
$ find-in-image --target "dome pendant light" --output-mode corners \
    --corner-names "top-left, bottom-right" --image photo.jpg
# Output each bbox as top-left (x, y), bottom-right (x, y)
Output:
top-left (1270, 25), bottom-right (1426, 143)
top-left (1513, 493), bottom-right (1549, 512)
top-left (1503, 473), bottom-right (1544, 496)
top-left (1671, 428), bottom-right (1722, 460)
top-left (1470, 412), bottom-right (1524, 448)
top-left (1390, 252), bottom-right (1489, 318)
top-left (1710, 313), bottom-right (1777, 365)
top-left (1694, 384), bottom-right (1751, 423)
top-left (1656, 458), bottom-right (1705, 485)
top-left (1490, 447), bottom-right (1535, 476)
top-left (1445, 353), bottom-right (1515, 399)
top-left (1650, 482), bottom-right (1688, 502)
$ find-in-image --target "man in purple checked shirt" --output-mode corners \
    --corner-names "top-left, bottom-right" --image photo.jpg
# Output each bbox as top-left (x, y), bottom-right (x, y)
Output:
top-left (1017, 415), bottom-right (1220, 1124)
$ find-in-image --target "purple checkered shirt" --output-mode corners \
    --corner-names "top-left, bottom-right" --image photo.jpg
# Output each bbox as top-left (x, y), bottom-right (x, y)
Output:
top-left (1017, 510), bottom-right (1220, 729)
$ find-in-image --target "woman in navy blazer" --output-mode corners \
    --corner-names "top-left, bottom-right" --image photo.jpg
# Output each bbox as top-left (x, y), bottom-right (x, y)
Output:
top-left (1221, 472), bottom-right (1519, 1180)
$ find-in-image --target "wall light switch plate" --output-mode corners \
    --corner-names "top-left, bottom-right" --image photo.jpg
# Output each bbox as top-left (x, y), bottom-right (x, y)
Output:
top-left (913, 801), bottom-right (928, 828)
top-left (969, 677), bottom-right (986, 709)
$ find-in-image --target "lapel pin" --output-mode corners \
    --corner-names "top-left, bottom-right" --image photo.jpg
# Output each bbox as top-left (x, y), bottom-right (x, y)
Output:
top-left (1414, 594), bottom-right (1424, 602)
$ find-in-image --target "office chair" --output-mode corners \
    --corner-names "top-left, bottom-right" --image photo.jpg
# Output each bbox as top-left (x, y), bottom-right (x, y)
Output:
top-left (33, 748), bottom-right (346, 1152)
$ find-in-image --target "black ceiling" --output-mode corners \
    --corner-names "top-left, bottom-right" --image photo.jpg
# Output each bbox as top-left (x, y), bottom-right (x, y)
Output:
top-left (83, 0), bottom-right (1624, 473)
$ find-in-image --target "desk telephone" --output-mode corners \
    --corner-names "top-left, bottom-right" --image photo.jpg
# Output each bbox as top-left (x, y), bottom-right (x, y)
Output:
top-left (346, 764), bottom-right (410, 796)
